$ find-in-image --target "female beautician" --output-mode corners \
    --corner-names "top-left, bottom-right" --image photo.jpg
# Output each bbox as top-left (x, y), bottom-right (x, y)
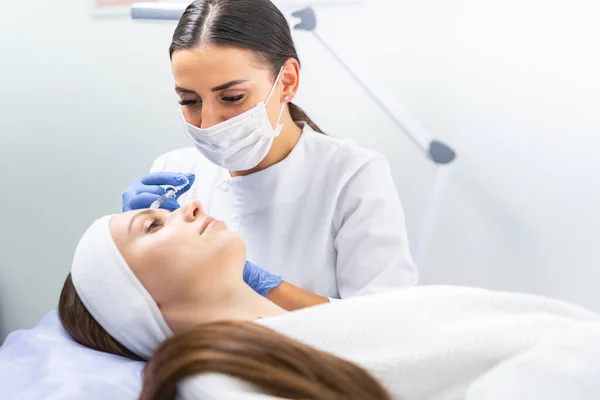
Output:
top-left (122, 0), bottom-right (417, 309)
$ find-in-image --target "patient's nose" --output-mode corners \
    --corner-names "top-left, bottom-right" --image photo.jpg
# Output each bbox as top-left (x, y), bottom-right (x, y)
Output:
top-left (181, 200), bottom-right (204, 222)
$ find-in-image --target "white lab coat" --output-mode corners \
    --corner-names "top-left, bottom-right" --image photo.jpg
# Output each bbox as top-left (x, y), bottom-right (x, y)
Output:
top-left (150, 123), bottom-right (417, 299)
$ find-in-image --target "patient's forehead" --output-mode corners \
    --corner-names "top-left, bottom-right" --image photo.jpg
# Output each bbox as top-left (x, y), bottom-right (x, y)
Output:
top-left (108, 210), bottom-right (145, 247)
top-left (109, 213), bottom-right (129, 246)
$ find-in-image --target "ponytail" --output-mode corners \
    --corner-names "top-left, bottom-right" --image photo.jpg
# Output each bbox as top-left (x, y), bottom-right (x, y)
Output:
top-left (289, 102), bottom-right (326, 134)
top-left (140, 321), bottom-right (391, 400)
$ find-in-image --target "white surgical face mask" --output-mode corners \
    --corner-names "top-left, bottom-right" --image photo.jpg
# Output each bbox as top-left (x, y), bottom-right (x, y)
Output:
top-left (179, 67), bottom-right (286, 171)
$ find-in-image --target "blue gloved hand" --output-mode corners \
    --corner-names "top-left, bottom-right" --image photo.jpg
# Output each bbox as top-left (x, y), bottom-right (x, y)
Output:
top-left (122, 171), bottom-right (196, 212)
top-left (243, 261), bottom-right (283, 297)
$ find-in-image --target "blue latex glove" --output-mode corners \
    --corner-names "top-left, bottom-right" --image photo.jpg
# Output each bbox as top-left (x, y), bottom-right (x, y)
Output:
top-left (243, 261), bottom-right (283, 297)
top-left (122, 172), bottom-right (196, 212)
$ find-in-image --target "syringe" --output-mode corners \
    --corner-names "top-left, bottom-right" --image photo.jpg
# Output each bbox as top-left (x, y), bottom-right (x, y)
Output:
top-left (150, 175), bottom-right (190, 210)
top-left (150, 187), bottom-right (178, 210)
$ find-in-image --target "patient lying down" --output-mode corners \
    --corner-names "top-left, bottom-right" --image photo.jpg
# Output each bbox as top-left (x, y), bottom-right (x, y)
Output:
top-left (58, 200), bottom-right (600, 400)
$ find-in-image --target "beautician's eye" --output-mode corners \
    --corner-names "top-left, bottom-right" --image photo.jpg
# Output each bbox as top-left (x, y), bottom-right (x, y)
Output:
top-left (178, 99), bottom-right (201, 107)
top-left (147, 219), bottom-right (164, 233)
top-left (222, 94), bottom-right (245, 103)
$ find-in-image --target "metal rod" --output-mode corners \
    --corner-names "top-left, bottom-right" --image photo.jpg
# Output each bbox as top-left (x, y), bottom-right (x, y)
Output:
top-left (312, 31), bottom-right (430, 154)
top-left (413, 164), bottom-right (453, 272)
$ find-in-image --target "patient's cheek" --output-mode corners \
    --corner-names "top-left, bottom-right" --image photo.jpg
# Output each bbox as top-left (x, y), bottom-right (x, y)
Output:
top-left (136, 235), bottom-right (167, 254)
top-left (135, 241), bottom-right (172, 269)
top-left (125, 245), bottom-right (158, 275)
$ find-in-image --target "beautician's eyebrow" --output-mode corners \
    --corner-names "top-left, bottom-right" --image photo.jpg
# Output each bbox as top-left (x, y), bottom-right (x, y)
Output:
top-left (128, 209), bottom-right (156, 233)
top-left (175, 86), bottom-right (197, 94)
top-left (210, 79), bottom-right (248, 92)
top-left (175, 80), bottom-right (248, 94)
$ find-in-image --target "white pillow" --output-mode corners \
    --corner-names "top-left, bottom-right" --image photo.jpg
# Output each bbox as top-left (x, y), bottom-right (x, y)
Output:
top-left (0, 311), bottom-right (144, 400)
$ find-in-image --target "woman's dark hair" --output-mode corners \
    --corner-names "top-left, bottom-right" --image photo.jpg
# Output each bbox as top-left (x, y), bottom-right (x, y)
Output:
top-left (140, 321), bottom-right (391, 400)
top-left (169, 0), bottom-right (324, 134)
top-left (59, 273), bottom-right (391, 399)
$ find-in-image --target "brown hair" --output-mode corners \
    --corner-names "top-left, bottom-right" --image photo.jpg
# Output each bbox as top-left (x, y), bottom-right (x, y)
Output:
top-left (169, 0), bottom-right (325, 134)
top-left (59, 274), bottom-right (391, 399)
top-left (140, 321), bottom-right (391, 400)
top-left (58, 273), bottom-right (143, 361)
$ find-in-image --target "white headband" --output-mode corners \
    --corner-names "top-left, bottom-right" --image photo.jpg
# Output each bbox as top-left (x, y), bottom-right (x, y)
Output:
top-left (70, 215), bottom-right (172, 359)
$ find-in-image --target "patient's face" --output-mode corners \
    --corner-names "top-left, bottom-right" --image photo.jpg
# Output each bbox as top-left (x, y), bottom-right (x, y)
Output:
top-left (108, 200), bottom-right (246, 305)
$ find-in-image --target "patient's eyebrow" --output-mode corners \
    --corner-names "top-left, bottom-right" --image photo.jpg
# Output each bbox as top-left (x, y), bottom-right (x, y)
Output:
top-left (128, 209), bottom-right (155, 233)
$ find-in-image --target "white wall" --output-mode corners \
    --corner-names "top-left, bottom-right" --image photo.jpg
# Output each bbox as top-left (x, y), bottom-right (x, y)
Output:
top-left (1, 0), bottom-right (599, 340)
top-left (0, 0), bottom-right (187, 339)
top-left (294, 0), bottom-right (600, 301)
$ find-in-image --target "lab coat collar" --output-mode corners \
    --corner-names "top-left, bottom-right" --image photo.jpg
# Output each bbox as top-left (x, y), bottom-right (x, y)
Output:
top-left (222, 121), bottom-right (315, 210)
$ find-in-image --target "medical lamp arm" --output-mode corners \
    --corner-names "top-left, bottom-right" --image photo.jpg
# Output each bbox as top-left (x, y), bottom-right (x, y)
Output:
top-left (291, 7), bottom-right (455, 165)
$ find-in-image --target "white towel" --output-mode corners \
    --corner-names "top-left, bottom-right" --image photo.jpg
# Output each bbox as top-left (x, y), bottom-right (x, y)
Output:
top-left (465, 324), bottom-right (600, 400)
top-left (179, 286), bottom-right (600, 400)
top-left (70, 215), bottom-right (172, 359)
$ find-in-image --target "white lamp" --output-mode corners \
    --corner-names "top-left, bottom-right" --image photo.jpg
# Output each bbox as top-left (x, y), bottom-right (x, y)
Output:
top-left (131, 1), bottom-right (361, 20)
top-left (130, 2), bottom-right (457, 270)
top-left (131, 2), bottom-right (185, 20)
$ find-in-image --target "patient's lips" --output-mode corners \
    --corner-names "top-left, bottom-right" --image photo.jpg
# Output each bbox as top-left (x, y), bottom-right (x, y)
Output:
top-left (199, 216), bottom-right (215, 235)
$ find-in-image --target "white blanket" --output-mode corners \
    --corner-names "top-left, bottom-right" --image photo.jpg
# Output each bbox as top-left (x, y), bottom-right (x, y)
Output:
top-left (180, 286), bottom-right (600, 400)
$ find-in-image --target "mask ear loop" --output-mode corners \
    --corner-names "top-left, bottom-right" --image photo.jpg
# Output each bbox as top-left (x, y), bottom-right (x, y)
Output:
top-left (265, 66), bottom-right (285, 105)
top-left (265, 66), bottom-right (288, 129)
top-left (275, 95), bottom-right (291, 126)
